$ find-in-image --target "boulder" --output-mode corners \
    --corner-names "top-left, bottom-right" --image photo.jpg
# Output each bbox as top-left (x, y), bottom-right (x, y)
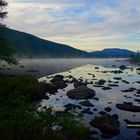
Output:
top-left (50, 75), bottom-right (64, 83)
top-left (116, 104), bottom-right (140, 112)
top-left (74, 81), bottom-right (87, 88)
top-left (67, 86), bottom-right (95, 99)
top-left (50, 75), bottom-right (67, 89)
top-left (90, 114), bottom-right (120, 139)
top-left (53, 80), bottom-right (67, 89)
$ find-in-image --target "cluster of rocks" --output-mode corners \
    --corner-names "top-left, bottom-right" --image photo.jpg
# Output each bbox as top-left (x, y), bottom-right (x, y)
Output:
top-left (90, 113), bottom-right (120, 139)
top-left (50, 75), bottom-right (67, 89)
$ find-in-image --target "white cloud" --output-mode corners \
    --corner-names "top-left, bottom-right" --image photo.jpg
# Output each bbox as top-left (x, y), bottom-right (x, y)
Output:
top-left (5, 0), bottom-right (140, 51)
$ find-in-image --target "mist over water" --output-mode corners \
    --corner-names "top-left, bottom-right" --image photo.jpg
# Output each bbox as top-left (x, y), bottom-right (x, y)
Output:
top-left (0, 58), bottom-right (137, 78)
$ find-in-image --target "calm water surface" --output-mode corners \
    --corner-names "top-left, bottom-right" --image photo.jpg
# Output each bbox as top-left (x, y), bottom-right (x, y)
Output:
top-left (39, 64), bottom-right (140, 140)
top-left (0, 58), bottom-right (139, 77)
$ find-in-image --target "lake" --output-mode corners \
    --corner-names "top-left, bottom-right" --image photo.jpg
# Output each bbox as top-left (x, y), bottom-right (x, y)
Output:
top-left (38, 63), bottom-right (140, 140)
top-left (0, 58), bottom-right (140, 139)
top-left (0, 58), bottom-right (139, 77)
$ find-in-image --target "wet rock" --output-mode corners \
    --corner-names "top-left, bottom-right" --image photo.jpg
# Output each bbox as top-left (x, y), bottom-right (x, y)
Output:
top-left (116, 104), bottom-right (140, 112)
top-left (123, 102), bottom-right (133, 105)
top-left (64, 103), bottom-right (82, 112)
top-left (53, 80), bottom-right (67, 89)
top-left (80, 100), bottom-right (94, 107)
top-left (90, 114), bottom-right (120, 139)
top-left (74, 81), bottom-right (87, 88)
top-left (124, 95), bottom-right (132, 99)
top-left (136, 81), bottom-right (140, 84)
top-left (119, 65), bottom-right (127, 70)
top-left (121, 89), bottom-right (135, 92)
top-left (102, 87), bottom-right (112, 90)
top-left (123, 119), bottom-right (131, 123)
top-left (93, 85), bottom-right (105, 88)
top-left (99, 111), bottom-right (107, 115)
top-left (67, 86), bottom-right (96, 99)
top-left (134, 99), bottom-right (140, 103)
top-left (137, 90), bottom-right (140, 94)
top-left (40, 83), bottom-right (57, 95)
top-left (104, 107), bottom-right (112, 112)
top-left (113, 77), bottom-right (122, 80)
top-left (122, 80), bottom-right (129, 84)
top-left (110, 70), bottom-right (123, 74)
top-left (81, 108), bottom-right (93, 115)
top-left (52, 75), bottom-right (64, 81)
top-left (93, 108), bottom-right (98, 111)
top-left (88, 73), bottom-right (95, 78)
top-left (50, 75), bottom-right (67, 89)
top-left (95, 67), bottom-right (99, 69)
top-left (112, 114), bottom-right (119, 120)
top-left (96, 79), bottom-right (106, 85)
top-left (107, 102), bottom-right (112, 104)
top-left (108, 84), bottom-right (119, 87)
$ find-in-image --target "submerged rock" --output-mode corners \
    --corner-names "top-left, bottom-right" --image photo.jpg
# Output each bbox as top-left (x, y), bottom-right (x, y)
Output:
top-left (108, 84), bottom-right (119, 87)
top-left (104, 107), bottom-right (112, 112)
top-left (80, 100), bottom-right (94, 107)
top-left (121, 89), bottom-right (135, 92)
top-left (116, 104), bottom-right (140, 112)
top-left (67, 86), bottom-right (96, 99)
top-left (74, 81), bottom-right (87, 88)
top-left (102, 87), bottom-right (112, 90)
top-left (119, 65), bottom-right (127, 70)
top-left (90, 114), bottom-right (120, 139)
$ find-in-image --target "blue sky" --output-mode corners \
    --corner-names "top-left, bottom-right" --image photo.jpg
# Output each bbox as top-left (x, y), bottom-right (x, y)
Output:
top-left (7, 0), bottom-right (140, 52)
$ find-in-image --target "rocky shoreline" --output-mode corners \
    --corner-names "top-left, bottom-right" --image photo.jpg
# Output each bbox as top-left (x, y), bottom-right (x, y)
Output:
top-left (39, 64), bottom-right (140, 139)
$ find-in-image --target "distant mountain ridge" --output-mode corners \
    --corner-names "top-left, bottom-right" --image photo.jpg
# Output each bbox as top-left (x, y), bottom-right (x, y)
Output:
top-left (89, 48), bottom-right (135, 58)
top-left (0, 28), bottom-right (89, 58)
top-left (0, 27), bottom-right (136, 58)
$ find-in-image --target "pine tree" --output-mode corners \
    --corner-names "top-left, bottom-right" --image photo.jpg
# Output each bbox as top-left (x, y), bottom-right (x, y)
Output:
top-left (0, 0), bottom-right (17, 64)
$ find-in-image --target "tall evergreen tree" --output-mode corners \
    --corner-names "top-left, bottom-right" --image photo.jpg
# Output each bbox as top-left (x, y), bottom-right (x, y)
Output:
top-left (0, 0), bottom-right (17, 64)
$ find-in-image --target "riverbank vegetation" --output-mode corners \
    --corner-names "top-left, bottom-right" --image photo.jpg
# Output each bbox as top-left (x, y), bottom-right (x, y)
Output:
top-left (0, 75), bottom-right (91, 140)
top-left (130, 51), bottom-right (140, 62)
